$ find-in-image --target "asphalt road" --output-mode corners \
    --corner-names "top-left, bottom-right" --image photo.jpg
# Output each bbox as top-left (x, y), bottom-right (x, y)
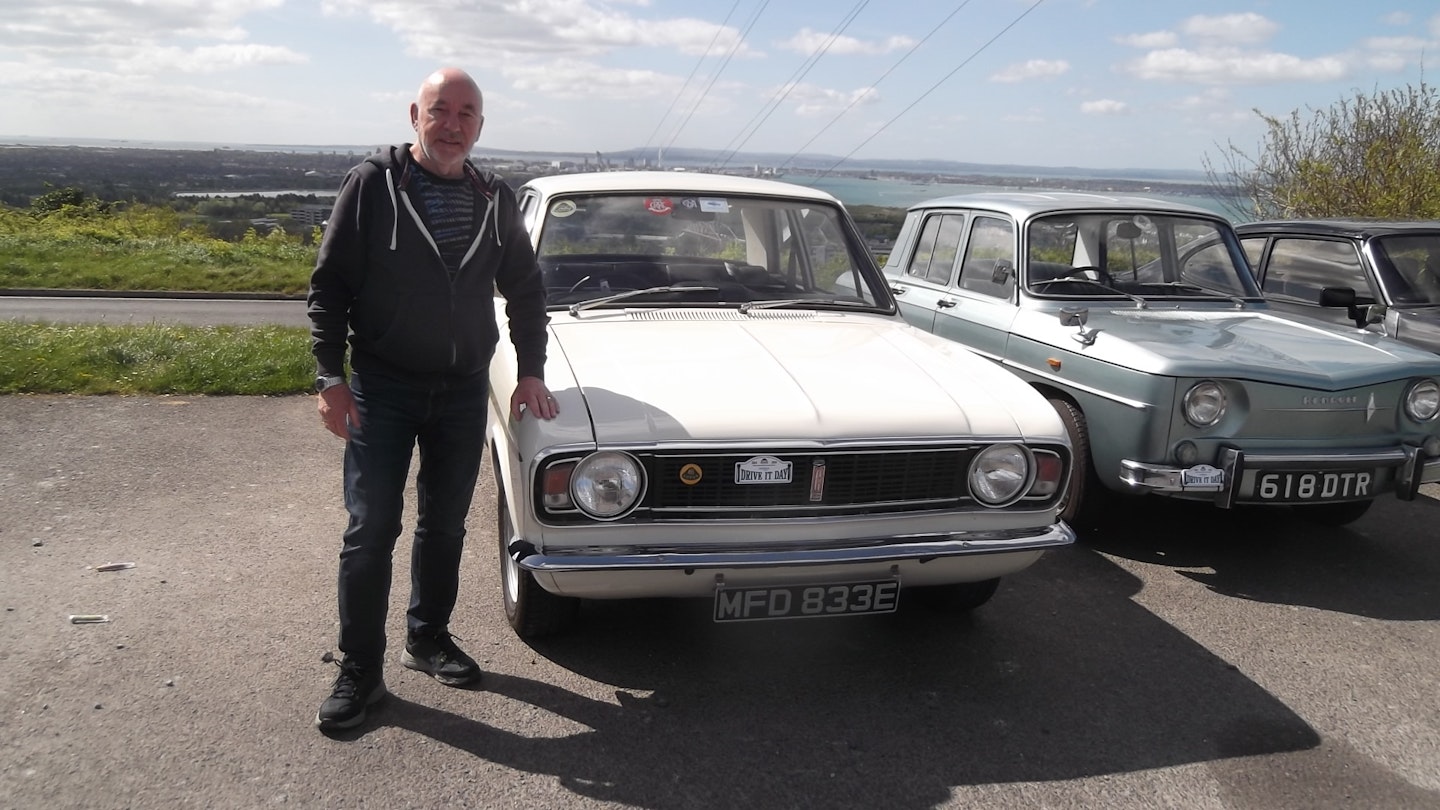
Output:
top-left (2, 394), bottom-right (1438, 809)
top-left (0, 294), bottom-right (309, 327)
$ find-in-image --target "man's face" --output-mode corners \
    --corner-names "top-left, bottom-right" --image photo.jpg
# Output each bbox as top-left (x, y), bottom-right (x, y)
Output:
top-left (410, 78), bottom-right (484, 177)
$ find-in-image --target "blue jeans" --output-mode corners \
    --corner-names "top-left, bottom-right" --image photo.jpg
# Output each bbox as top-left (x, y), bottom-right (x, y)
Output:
top-left (336, 369), bottom-right (489, 665)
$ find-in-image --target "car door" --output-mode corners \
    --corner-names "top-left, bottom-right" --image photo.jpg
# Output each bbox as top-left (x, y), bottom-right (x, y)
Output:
top-left (1244, 234), bottom-right (1376, 330)
top-left (885, 210), bottom-right (965, 332)
top-left (932, 214), bottom-right (1018, 363)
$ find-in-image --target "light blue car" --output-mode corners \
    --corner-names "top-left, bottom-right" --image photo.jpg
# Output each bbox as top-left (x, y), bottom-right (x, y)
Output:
top-left (883, 192), bottom-right (1440, 527)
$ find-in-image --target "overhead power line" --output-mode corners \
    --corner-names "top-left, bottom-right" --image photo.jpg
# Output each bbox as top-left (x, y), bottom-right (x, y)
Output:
top-left (814, 0), bottom-right (1048, 179)
top-left (661, 1), bottom-right (771, 163)
top-left (708, 0), bottom-right (870, 171)
top-left (775, 0), bottom-right (975, 174)
top-left (639, 0), bottom-right (742, 160)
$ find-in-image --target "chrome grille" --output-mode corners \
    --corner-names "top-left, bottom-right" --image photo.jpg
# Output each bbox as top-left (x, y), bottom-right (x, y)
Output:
top-left (648, 447), bottom-right (973, 514)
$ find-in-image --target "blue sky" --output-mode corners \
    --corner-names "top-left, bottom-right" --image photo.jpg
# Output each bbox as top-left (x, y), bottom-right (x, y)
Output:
top-left (1, 0), bottom-right (1436, 172)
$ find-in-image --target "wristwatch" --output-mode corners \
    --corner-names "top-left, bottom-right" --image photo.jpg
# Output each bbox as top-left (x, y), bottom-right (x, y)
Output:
top-left (314, 374), bottom-right (347, 393)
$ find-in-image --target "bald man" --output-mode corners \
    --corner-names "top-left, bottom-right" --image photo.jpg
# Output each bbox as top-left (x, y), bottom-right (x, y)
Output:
top-left (307, 67), bottom-right (555, 732)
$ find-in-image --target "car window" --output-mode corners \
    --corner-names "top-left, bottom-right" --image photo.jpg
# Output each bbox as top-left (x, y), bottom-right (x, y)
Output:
top-left (532, 192), bottom-right (884, 309)
top-left (1239, 236), bottom-right (1265, 270)
top-left (1263, 238), bottom-right (1371, 303)
top-left (956, 215), bottom-right (1016, 299)
top-left (1027, 213), bottom-right (1256, 299)
top-left (906, 213), bottom-right (964, 285)
top-left (1373, 234), bottom-right (1440, 305)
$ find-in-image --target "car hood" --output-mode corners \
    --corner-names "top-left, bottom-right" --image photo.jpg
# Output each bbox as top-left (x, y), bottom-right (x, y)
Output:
top-left (550, 311), bottom-right (1061, 445)
top-left (1019, 306), bottom-right (1440, 387)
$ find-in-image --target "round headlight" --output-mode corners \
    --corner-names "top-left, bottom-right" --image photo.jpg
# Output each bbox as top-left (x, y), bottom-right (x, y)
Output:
top-left (1404, 378), bottom-right (1440, 422)
top-left (969, 444), bottom-right (1032, 507)
top-left (1183, 381), bottom-right (1226, 427)
top-left (571, 451), bottom-right (644, 519)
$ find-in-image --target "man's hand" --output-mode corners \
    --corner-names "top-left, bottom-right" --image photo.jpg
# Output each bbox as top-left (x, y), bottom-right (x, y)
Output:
top-left (317, 384), bottom-right (361, 439)
top-left (511, 376), bottom-right (558, 420)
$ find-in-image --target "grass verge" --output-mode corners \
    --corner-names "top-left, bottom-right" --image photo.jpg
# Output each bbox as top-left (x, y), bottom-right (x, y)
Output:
top-left (0, 322), bottom-right (312, 395)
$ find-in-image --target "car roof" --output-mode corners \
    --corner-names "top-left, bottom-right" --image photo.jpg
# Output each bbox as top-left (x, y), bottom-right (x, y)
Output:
top-left (905, 190), bottom-right (1222, 220)
top-left (1236, 219), bottom-right (1440, 238)
top-left (518, 170), bottom-right (842, 204)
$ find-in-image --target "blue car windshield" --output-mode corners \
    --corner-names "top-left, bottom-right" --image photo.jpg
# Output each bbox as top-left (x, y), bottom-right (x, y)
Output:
top-left (1026, 212), bottom-right (1260, 300)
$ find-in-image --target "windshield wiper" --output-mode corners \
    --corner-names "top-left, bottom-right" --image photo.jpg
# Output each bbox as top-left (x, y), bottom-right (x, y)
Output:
top-left (1139, 281), bottom-right (1250, 308)
top-left (568, 285), bottom-right (719, 316)
top-left (738, 297), bottom-right (871, 315)
top-left (1029, 277), bottom-right (1149, 309)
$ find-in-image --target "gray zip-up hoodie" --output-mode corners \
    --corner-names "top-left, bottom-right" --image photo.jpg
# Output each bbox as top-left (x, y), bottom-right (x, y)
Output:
top-left (307, 144), bottom-right (548, 383)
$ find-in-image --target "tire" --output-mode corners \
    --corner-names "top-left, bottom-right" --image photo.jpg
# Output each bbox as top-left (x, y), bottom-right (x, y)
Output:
top-left (909, 578), bottom-right (1000, 613)
top-left (1291, 499), bottom-right (1374, 527)
top-left (496, 485), bottom-right (579, 639)
top-left (1047, 396), bottom-right (1109, 528)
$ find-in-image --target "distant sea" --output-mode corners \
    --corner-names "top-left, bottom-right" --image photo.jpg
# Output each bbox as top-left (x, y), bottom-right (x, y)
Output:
top-left (4, 135), bottom-right (1232, 215)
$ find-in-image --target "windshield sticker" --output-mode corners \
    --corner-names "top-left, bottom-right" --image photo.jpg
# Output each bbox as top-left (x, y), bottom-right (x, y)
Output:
top-left (644, 197), bottom-right (674, 215)
top-left (679, 463), bottom-right (703, 486)
top-left (735, 455), bottom-right (793, 485)
top-left (698, 198), bottom-right (730, 213)
top-left (549, 200), bottom-right (577, 218)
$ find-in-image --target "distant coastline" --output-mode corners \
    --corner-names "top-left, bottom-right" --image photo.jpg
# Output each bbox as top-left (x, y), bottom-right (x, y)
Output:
top-left (1, 135), bottom-right (1236, 216)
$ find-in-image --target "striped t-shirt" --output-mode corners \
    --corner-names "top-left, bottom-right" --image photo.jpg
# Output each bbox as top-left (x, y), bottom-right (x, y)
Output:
top-left (409, 169), bottom-right (476, 279)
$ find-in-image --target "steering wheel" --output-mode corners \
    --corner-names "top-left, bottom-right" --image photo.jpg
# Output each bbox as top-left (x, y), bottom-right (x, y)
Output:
top-left (1059, 265), bottom-right (1114, 286)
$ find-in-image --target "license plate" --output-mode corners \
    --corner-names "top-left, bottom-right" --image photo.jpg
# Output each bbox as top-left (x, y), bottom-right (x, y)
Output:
top-left (713, 579), bottom-right (900, 623)
top-left (1251, 469), bottom-right (1376, 503)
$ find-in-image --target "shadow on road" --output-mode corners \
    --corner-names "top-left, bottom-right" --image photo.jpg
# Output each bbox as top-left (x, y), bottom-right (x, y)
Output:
top-left (1075, 493), bottom-right (1440, 620)
top-left (335, 546), bottom-right (1320, 809)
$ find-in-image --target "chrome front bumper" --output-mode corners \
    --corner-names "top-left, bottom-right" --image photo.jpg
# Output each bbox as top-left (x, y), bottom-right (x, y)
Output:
top-left (1120, 445), bottom-right (1440, 507)
top-left (515, 523), bottom-right (1075, 574)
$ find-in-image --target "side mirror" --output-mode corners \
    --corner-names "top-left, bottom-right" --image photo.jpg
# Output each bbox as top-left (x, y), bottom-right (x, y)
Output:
top-left (1363, 303), bottom-right (1387, 326)
top-left (1059, 306), bottom-right (1089, 327)
top-left (1318, 286), bottom-right (1356, 308)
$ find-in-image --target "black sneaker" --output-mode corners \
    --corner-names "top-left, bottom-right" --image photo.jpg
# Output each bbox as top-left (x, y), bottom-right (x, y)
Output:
top-left (315, 654), bottom-right (386, 731)
top-left (401, 630), bottom-right (482, 686)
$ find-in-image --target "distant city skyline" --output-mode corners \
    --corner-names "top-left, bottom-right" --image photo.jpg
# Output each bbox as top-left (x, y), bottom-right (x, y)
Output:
top-left (2, 1), bottom-right (1435, 173)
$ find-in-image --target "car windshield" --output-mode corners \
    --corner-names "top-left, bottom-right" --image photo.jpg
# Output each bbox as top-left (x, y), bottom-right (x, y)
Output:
top-left (1373, 234), bottom-right (1440, 305)
top-left (533, 191), bottom-right (885, 310)
top-left (1025, 212), bottom-right (1260, 301)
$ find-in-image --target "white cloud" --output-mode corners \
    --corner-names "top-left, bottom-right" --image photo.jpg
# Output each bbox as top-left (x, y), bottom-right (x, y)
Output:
top-left (1115, 31), bottom-right (1178, 49)
top-left (1124, 48), bottom-right (1348, 84)
top-left (1081, 99), bottom-right (1129, 115)
top-left (776, 29), bottom-right (915, 56)
top-left (990, 59), bottom-right (1070, 83)
top-left (0, 1), bottom-right (281, 50)
top-left (504, 58), bottom-right (684, 100)
top-left (781, 83), bottom-right (881, 116)
top-left (322, 0), bottom-right (748, 59)
top-left (1173, 88), bottom-right (1230, 110)
top-left (1180, 13), bottom-right (1279, 46)
top-left (119, 44), bottom-right (308, 75)
top-left (1381, 12), bottom-right (1410, 26)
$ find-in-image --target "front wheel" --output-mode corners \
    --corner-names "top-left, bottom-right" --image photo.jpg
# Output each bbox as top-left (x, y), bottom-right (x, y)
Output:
top-left (1291, 499), bottom-right (1374, 527)
top-left (496, 487), bottom-right (580, 639)
top-left (908, 578), bottom-right (1000, 613)
top-left (1048, 396), bottom-right (1109, 529)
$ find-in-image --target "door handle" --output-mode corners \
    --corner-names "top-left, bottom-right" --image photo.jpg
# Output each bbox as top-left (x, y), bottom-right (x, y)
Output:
top-left (889, 285), bottom-right (907, 296)
top-left (937, 298), bottom-right (958, 309)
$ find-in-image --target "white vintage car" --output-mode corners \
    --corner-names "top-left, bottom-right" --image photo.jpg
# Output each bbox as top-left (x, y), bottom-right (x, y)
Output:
top-left (486, 171), bottom-right (1075, 638)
